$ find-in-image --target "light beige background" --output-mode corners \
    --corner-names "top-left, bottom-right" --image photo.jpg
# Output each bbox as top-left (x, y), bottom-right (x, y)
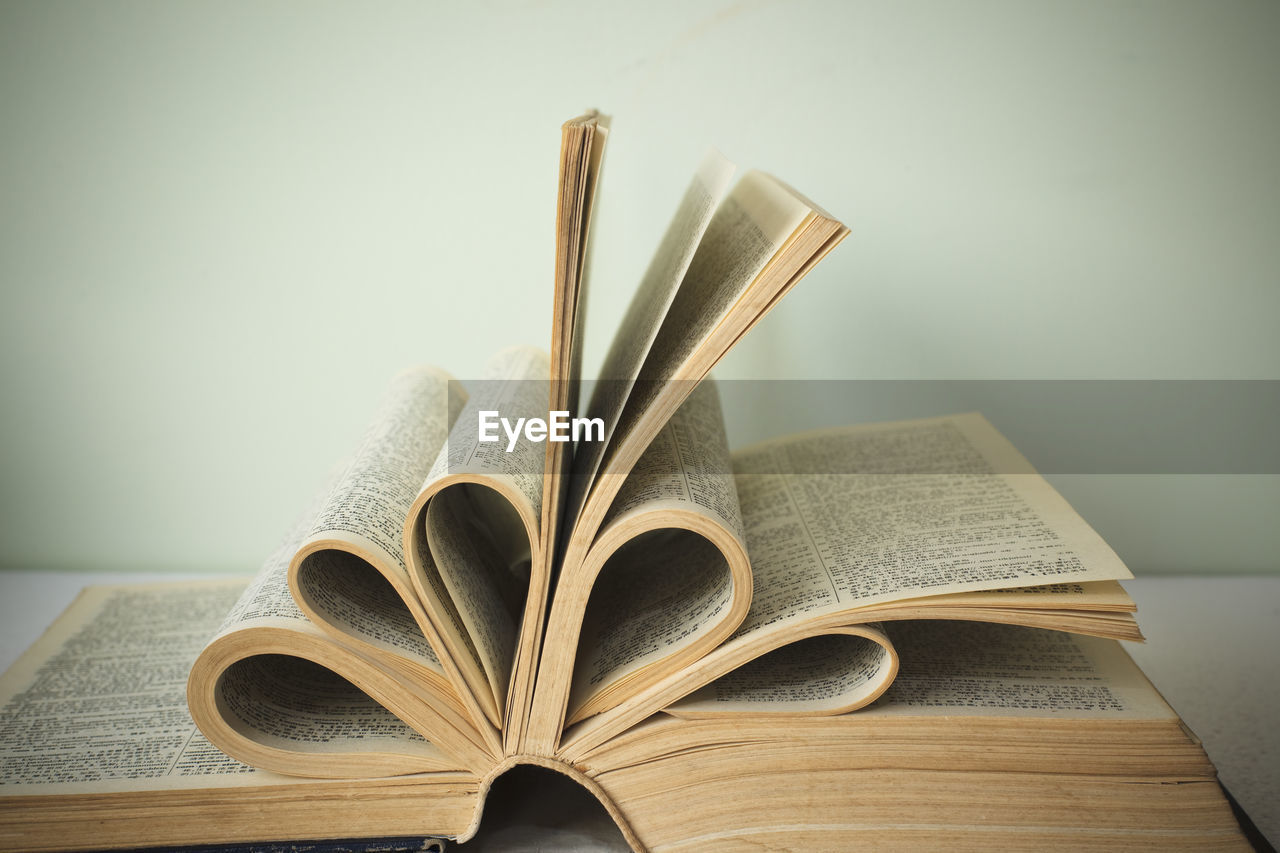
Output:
top-left (1, 1), bottom-right (1276, 574)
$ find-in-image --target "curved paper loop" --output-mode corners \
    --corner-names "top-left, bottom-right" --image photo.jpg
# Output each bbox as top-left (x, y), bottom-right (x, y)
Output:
top-left (188, 626), bottom-right (491, 778)
top-left (664, 624), bottom-right (899, 718)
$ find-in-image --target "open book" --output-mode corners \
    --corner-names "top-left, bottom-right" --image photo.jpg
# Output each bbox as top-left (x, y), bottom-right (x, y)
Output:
top-left (0, 113), bottom-right (1241, 850)
top-left (0, 582), bottom-right (1248, 850)
top-left (184, 110), bottom-right (1138, 769)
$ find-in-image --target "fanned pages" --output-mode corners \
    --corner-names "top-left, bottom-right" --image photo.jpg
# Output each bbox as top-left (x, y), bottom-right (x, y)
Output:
top-left (521, 111), bottom-right (610, 752)
top-left (182, 114), bottom-right (1140, 772)
top-left (2, 112), bottom-right (1220, 853)
top-left (408, 346), bottom-right (549, 733)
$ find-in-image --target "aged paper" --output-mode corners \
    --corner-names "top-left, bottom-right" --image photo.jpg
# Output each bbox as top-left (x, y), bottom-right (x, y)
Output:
top-left (0, 582), bottom-right (283, 795)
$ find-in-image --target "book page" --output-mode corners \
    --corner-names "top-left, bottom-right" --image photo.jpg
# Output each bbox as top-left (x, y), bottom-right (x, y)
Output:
top-left (569, 530), bottom-right (736, 721)
top-left (528, 172), bottom-right (845, 754)
top-left (216, 653), bottom-right (437, 757)
top-left (863, 620), bottom-right (1174, 720)
top-left (549, 112), bottom-right (608, 411)
top-left (918, 580), bottom-right (1135, 610)
top-left (521, 113), bottom-right (609, 753)
top-left (424, 493), bottom-right (520, 717)
top-left (0, 581), bottom-right (463, 802)
top-left (293, 548), bottom-right (444, 669)
top-left (425, 345), bottom-right (549, 516)
top-left (199, 479), bottom-right (486, 771)
top-left (407, 521), bottom-right (491, 716)
top-left (0, 582), bottom-right (285, 795)
top-left (409, 346), bottom-right (549, 729)
top-left (568, 171), bottom-right (817, 563)
top-left (268, 468), bottom-right (444, 672)
top-left (567, 151), bottom-right (736, 528)
top-left (224, 501), bottom-right (448, 668)
top-left (287, 365), bottom-right (462, 706)
top-left (569, 380), bottom-right (747, 716)
top-left (217, 517), bottom-right (316, 636)
top-left (665, 627), bottom-right (896, 715)
top-left (729, 413), bottom-right (1132, 635)
top-left (195, 574), bottom-right (486, 776)
top-left (303, 366), bottom-right (460, 586)
top-left (631, 173), bottom-right (812, 401)
top-left (553, 412), bottom-right (1139, 755)
top-left (598, 379), bottom-right (743, 539)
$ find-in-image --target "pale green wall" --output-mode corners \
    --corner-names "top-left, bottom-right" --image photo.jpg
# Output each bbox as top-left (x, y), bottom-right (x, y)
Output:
top-left (1, 1), bottom-right (1276, 574)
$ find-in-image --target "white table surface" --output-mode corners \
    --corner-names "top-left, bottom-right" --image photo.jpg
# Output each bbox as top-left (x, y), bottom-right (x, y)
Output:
top-left (1, 572), bottom-right (1276, 849)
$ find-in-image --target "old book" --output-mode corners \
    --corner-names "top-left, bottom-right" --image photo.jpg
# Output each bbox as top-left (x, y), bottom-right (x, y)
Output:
top-left (0, 112), bottom-right (1247, 849)
top-left (0, 581), bottom-right (1247, 850)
